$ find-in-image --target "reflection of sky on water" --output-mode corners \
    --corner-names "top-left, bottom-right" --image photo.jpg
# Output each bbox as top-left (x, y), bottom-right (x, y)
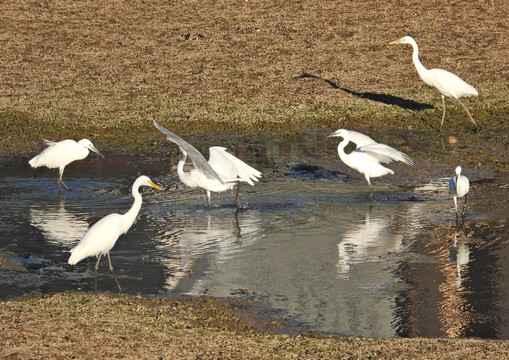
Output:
top-left (0, 141), bottom-right (508, 339)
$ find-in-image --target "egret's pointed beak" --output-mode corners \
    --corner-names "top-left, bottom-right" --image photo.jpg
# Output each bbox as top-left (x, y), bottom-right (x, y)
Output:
top-left (388, 39), bottom-right (403, 45)
top-left (149, 181), bottom-right (162, 191)
top-left (90, 145), bottom-right (105, 159)
top-left (326, 132), bottom-right (340, 138)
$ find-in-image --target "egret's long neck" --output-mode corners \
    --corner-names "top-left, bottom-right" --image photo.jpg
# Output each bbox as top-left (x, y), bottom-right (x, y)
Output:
top-left (122, 181), bottom-right (143, 234)
top-left (77, 147), bottom-right (90, 161)
top-left (409, 40), bottom-right (432, 85)
top-left (177, 149), bottom-right (195, 187)
top-left (337, 138), bottom-right (350, 161)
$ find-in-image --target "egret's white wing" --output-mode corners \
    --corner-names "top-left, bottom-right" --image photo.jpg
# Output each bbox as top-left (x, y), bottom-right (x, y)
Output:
top-left (431, 68), bottom-right (478, 98)
top-left (43, 139), bottom-right (58, 146)
top-left (153, 121), bottom-right (224, 184)
top-left (345, 130), bottom-right (377, 148)
top-left (359, 143), bottom-right (414, 165)
top-left (208, 147), bottom-right (261, 186)
top-left (29, 139), bottom-right (78, 168)
top-left (68, 214), bottom-right (123, 264)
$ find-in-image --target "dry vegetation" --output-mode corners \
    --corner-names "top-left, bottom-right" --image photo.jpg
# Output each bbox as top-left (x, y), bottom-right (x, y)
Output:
top-left (0, 0), bottom-right (507, 154)
top-left (1, 1), bottom-right (508, 358)
top-left (2, 292), bottom-right (509, 359)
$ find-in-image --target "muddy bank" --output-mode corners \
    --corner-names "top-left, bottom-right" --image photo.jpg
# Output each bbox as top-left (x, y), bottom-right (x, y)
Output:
top-left (1, 292), bottom-right (508, 359)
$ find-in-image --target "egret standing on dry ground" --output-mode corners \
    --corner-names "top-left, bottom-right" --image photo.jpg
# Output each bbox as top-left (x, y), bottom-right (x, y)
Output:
top-left (153, 121), bottom-right (261, 208)
top-left (29, 139), bottom-right (104, 191)
top-left (388, 35), bottom-right (479, 132)
top-left (327, 129), bottom-right (414, 198)
top-left (68, 175), bottom-right (162, 291)
top-left (449, 166), bottom-right (470, 218)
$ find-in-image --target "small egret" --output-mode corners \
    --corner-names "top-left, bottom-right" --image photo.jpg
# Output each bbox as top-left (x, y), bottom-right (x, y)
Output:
top-left (449, 166), bottom-right (470, 218)
top-left (154, 121), bottom-right (261, 208)
top-left (68, 175), bottom-right (162, 291)
top-left (327, 129), bottom-right (414, 197)
top-left (388, 35), bottom-right (479, 131)
top-left (29, 139), bottom-right (104, 191)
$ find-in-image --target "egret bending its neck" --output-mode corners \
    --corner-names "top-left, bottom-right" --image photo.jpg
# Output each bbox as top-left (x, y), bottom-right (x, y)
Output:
top-left (336, 137), bottom-right (350, 161)
top-left (176, 149), bottom-right (196, 188)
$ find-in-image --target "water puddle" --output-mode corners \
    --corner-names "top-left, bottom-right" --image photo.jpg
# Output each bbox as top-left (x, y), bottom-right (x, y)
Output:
top-left (0, 132), bottom-right (508, 339)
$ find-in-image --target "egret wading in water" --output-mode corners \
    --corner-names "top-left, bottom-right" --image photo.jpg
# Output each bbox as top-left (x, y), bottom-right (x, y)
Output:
top-left (327, 129), bottom-right (414, 198)
top-left (68, 175), bottom-right (162, 291)
top-left (388, 35), bottom-right (479, 132)
top-left (153, 121), bottom-right (261, 209)
top-left (29, 139), bottom-right (104, 191)
top-left (449, 166), bottom-right (470, 218)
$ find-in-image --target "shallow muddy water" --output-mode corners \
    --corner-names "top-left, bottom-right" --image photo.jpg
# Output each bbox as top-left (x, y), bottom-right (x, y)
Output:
top-left (0, 131), bottom-right (508, 339)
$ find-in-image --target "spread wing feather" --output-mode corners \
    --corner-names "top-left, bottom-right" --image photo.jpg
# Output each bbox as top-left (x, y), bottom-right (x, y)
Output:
top-left (359, 144), bottom-right (414, 165)
top-left (208, 147), bottom-right (261, 185)
top-left (345, 130), bottom-right (377, 148)
top-left (153, 121), bottom-right (224, 184)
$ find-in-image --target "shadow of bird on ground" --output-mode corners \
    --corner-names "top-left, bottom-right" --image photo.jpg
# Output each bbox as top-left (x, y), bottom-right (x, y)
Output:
top-left (297, 73), bottom-right (433, 111)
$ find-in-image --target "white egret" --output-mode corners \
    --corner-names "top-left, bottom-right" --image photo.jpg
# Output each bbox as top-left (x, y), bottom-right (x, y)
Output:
top-left (327, 129), bottom-right (414, 198)
top-left (449, 166), bottom-right (470, 217)
top-left (388, 35), bottom-right (479, 131)
top-left (29, 139), bottom-right (104, 191)
top-left (68, 175), bottom-right (162, 291)
top-left (153, 120), bottom-right (261, 208)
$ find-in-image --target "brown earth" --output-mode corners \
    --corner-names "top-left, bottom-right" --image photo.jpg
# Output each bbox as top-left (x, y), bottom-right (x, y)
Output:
top-left (0, 1), bottom-right (508, 358)
top-left (0, 0), bottom-right (507, 155)
top-left (2, 292), bottom-right (509, 359)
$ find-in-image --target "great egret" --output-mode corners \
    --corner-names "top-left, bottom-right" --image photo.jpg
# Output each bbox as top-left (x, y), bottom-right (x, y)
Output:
top-left (388, 35), bottom-right (479, 131)
top-left (153, 120), bottom-right (261, 208)
top-left (29, 139), bottom-right (104, 191)
top-left (449, 166), bottom-right (470, 217)
top-left (327, 129), bottom-right (414, 197)
top-left (68, 175), bottom-right (162, 291)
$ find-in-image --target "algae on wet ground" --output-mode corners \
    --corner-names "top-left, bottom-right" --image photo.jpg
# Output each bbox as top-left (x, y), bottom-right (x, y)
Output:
top-left (2, 95), bottom-right (507, 169)
top-left (1, 292), bottom-right (508, 359)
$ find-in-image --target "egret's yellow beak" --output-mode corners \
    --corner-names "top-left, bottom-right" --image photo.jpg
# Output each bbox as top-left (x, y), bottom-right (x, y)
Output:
top-left (149, 181), bottom-right (163, 191)
top-left (388, 39), bottom-right (403, 45)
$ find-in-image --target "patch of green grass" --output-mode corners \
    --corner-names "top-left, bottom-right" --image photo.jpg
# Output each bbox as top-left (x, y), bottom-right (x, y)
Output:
top-left (1, 83), bottom-right (507, 167)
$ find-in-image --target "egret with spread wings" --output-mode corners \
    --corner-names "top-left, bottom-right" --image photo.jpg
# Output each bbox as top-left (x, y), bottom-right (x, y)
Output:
top-left (328, 129), bottom-right (414, 198)
top-left (154, 121), bottom-right (261, 208)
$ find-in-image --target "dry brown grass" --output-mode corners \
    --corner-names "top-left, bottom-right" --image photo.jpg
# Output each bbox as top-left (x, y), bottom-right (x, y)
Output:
top-left (1, 292), bottom-right (509, 359)
top-left (0, 0), bottom-right (507, 155)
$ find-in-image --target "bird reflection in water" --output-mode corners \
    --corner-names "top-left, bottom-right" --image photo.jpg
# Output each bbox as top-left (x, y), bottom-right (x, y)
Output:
top-left (30, 197), bottom-right (89, 249)
top-left (449, 224), bottom-right (470, 289)
top-left (152, 210), bottom-right (262, 291)
top-left (336, 206), bottom-right (404, 278)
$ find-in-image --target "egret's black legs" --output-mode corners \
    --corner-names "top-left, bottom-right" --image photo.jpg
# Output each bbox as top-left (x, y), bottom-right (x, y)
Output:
top-left (94, 254), bottom-right (102, 293)
top-left (107, 253), bottom-right (122, 292)
top-left (234, 183), bottom-right (247, 209)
